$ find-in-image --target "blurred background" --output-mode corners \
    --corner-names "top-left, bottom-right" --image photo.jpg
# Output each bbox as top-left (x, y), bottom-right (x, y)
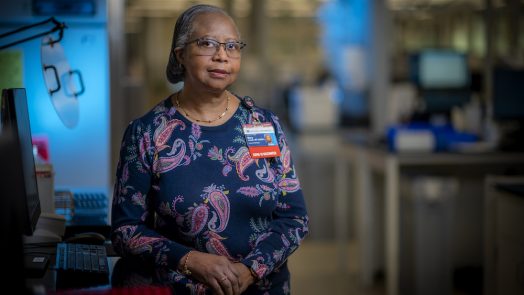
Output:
top-left (1, 0), bottom-right (524, 294)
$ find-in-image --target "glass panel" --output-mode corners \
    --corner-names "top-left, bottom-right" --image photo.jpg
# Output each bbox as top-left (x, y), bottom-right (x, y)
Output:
top-left (40, 35), bottom-right (79, 128)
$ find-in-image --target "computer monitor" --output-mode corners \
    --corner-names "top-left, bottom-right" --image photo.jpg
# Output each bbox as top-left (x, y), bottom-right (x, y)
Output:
top-left (492, 67), bottom-right (524, 122)
top-left (0, 88), bottom-right (41, 236)
top-left (0, 131), bottom-right (27, 290)
top-left (410, 50), bottom-right (471, 115)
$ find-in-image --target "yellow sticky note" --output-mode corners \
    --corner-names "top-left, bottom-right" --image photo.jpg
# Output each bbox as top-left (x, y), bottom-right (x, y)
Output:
top-left (0, 50), bottom-right (24, 90)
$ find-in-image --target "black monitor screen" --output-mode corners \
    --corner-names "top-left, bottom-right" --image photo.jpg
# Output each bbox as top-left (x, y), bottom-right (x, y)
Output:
top-left (0, 88), bottom-right (41, 236)
top-left (493, 67), bottom-right (524, 121)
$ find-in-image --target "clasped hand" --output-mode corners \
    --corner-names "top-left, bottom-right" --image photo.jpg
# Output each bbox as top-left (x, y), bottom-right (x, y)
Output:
top-left (180, 251), bottom-right (255, 295)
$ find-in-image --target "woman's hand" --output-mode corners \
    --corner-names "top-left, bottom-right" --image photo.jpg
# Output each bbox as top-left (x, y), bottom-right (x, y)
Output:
top-left (179, 251), bottom-right (241, 295)
top-left (231, 262), bottom-right (256, 293)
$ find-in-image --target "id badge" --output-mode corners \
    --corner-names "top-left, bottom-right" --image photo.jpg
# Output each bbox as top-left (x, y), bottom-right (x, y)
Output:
top-left (242, 122), bottom-right (281, 159)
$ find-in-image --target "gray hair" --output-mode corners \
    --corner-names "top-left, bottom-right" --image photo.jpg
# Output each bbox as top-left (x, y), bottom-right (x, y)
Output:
top-left (166, 4), bottom-right (238, 84)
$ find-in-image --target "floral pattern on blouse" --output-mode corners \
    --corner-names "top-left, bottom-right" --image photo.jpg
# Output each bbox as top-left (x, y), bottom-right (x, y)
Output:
top-left (111, 95), bottom-right (309, 294)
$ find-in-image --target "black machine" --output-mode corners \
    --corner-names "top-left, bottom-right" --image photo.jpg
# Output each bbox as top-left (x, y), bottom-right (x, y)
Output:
top-left (492, 67), bottom-right (524, 151)
top-left (492, 67), bottom-right (524, 122)
top-left (1, 88), bottom-right (41, 236)
top-left (0, 131), bottom-right (29, 290)
top-left (0, 88), bottom-right (43, 289)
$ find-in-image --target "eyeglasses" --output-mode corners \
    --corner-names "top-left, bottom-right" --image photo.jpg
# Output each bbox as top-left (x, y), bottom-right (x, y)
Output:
top-left (185, 38), bottom-right (246, 58)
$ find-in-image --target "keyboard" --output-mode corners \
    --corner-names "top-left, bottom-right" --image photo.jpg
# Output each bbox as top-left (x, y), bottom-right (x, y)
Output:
top-left (55, 242), bottom-right (109, 288)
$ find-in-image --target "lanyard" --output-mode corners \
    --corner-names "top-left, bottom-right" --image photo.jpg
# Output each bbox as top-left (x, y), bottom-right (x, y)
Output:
top-left (240, 95), bottom-right (260, 124)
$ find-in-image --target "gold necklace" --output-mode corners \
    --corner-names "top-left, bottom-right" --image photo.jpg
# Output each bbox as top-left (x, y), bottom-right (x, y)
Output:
top-left (175, 92), bottom-right (230, 124)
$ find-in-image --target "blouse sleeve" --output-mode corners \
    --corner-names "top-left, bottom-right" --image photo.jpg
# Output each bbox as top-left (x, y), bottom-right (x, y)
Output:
top-left (240, 111), bottom-right (309, 279)
top-left (110, 119), bottom-right (192, 269)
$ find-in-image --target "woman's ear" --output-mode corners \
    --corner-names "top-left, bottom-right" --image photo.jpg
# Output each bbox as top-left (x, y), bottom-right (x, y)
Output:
top-left (175, 48), bottom-right (184, 65)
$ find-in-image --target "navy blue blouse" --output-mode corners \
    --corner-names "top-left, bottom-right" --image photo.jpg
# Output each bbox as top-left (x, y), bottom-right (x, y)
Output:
top-left (111, 95), bottom-right (309, 294)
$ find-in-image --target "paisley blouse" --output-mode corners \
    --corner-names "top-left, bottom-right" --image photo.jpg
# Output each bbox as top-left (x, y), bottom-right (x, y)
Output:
top-left (111, 95), bottom-right (309, 294)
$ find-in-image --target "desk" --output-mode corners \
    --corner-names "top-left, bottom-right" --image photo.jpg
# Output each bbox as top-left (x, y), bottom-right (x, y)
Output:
top-left (335, 142), bottom-right (524, 295)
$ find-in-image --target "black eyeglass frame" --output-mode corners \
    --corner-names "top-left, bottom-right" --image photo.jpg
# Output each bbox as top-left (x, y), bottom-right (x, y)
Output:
top-left (184, 38), bottom-right (247, 57)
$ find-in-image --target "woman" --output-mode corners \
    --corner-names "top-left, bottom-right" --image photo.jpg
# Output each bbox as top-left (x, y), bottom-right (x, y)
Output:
top-left (111, 4), bottom-right (309, 295)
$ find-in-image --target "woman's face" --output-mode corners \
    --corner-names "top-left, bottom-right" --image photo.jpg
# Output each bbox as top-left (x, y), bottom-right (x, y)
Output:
top-left (176, 13), bottom-right (241, 94)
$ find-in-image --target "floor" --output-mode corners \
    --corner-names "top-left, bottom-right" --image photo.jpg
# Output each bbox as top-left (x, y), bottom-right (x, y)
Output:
top-left (288, 240), bottom-right (384, 295)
